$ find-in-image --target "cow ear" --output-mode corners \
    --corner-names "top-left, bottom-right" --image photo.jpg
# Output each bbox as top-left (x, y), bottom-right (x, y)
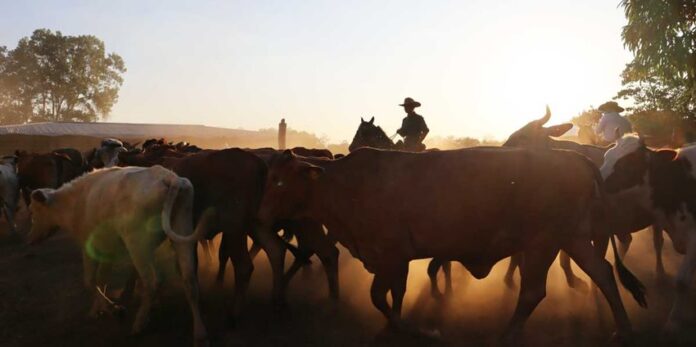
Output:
top-left (31, 189), bottom-right (53, 205)
top-left (303, 165), bottom-right (324, 181)
top-left (361, 117), bottom-right (365, 123)
top-left (369, 117), bottom-right (374, 124)
top-left (655, 149), bottom-right (677, 162)
top-left (546, 123), bottom-right (573, 137)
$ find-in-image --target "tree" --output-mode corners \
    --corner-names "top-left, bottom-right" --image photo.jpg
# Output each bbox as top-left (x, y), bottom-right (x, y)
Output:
top-left (0, 29), bottom-right (126, 124)
top-left (617, 1), bottom-right (696, 117)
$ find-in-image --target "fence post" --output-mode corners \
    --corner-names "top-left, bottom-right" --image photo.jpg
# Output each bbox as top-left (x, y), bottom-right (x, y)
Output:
top-left (278, 118), bottom-right (287, 150)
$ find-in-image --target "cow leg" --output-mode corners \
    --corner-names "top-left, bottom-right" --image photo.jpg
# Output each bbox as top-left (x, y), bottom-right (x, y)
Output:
top-left (228, 230), bottom-right (254, 322)
top-left (504, 254), bottom-right (521, 289)
top-left (253, 224), bottom-right (287, 310)
top-left (216, 233), bottom-right (230, 285)
top-left (390, 262), bottom-right (409, 319)
top-left (284, 220), bottom-right (339, 300)
top-left (126, 245), bottom-right (158, 335)
top-left (617, 233), bottom-right (632, 259)
top-left (653, 226), bottom-right (667, 280)
top-left (371, 271), bottom-right (394, 324)
top-left (664, 235), bottom-right (696, 334)
top-left (83, 252), bottom-right (107, 318)
top-left (427, 258), bottom-right (442, 299)
top-left (564, 239), bottom-right (633, 342)
top-left (502, 247), bottom-right (557, 344)
top-left (442, 261), bottom-right (452, 296)
top-left (559, 251), bottom-right (588, 292)
top-left (172, 241), bottom-right (208, 344)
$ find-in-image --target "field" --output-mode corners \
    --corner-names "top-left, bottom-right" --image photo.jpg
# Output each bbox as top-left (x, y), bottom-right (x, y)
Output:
top-left (1, 206), bottom-right (695, 347)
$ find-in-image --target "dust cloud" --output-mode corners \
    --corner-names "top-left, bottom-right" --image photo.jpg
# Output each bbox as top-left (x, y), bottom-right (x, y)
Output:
top-left (188, 228), bottom-right (691, 346)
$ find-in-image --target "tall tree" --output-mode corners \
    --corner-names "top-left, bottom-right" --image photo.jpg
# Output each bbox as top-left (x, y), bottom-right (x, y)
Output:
top-left (0, 29), bottom-right (126, 124)
top-left (618, 1), bottom-right (696, 118)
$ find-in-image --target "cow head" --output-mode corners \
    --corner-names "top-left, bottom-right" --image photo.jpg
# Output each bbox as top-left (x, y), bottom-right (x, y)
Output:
top-left (349, 117), bottom-right (394, 152)
top-left (28, 189), bottom-right (60, 244)
top-left (258, 150), bottom-right (323, 224)
top-left (503, 106), bottom-right (573, 148)
top-left (16, 151), bottom-right (73, 190)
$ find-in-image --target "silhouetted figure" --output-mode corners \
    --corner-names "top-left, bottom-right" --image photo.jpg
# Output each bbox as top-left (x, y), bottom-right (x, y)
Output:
top-left (278, 118), bottom-right (287, 150)
top-left (596, 101), bottom-right (631, 142)
top-left (396, 97), bottom-right (429, 151)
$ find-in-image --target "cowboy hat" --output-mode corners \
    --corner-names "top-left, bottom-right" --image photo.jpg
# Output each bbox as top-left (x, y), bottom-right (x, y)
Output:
top-left (598, 101), bottom-right (624, 113)
top-left (399, 97), bottom-right (421, 108)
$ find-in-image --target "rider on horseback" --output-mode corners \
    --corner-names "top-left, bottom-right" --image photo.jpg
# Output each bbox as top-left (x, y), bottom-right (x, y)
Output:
top-left (396, 97), bottom-right (429, 152)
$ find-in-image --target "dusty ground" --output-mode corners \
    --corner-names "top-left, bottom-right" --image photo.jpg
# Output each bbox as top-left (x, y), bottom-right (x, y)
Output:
top-left (1, 205), bottom-right (696, 347)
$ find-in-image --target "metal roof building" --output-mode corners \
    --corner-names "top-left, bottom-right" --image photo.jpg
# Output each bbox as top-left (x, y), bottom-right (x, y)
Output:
top-left (0, 122), bottom-right (278, 154)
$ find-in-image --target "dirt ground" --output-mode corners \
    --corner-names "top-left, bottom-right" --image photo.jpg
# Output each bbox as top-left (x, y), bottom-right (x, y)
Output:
top-left (1, 205), bottom-right (696, 347)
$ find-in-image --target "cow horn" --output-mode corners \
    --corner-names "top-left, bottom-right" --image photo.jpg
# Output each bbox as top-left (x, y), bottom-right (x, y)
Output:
top-left (369, 116), bottom-right (374, 124)
top-left (532, 105), bottom-right (551, 127)
top-left (361, 117), bottom-right (365, 123)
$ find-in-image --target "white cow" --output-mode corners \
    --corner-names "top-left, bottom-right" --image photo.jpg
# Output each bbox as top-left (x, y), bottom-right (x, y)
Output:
top-left (601, 135), bottom-right (696, 335)
top-left (28, 165), bottom-right (208, 344)
top-left (0, 156), bottom-right (19, 234)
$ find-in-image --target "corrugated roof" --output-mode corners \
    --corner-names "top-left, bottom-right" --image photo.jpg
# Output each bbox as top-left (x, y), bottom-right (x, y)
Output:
top-left (0, 122), bottom-right (257, 138)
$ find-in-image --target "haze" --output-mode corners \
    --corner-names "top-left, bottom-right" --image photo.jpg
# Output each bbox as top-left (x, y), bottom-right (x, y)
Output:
top-left (0, 0), bottom-right (632, 142)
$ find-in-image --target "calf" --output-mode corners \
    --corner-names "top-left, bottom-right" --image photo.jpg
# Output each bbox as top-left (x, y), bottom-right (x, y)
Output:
top-left (27, 166), bottom-right (208, 344)
top-left (257, 148), bottom-right (644, 343)
top-left (601, 135), bottom-right (696, 334)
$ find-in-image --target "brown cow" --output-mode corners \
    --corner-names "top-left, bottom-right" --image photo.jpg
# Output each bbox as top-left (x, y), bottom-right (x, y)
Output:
top-left (499, 107), bottom-right (666, 289)
top-left (16, 148), bottom-right (86, 206)
top-left (256, 148), bottom-right (644, 344)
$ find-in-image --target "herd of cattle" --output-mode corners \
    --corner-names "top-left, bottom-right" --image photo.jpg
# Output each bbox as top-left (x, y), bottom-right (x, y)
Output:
top-left (4, 107), bottom-right (696, 346)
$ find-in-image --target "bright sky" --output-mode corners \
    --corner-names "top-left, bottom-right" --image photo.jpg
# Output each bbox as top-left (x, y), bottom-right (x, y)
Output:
top-left (1, 0), bottom-right (632, 142)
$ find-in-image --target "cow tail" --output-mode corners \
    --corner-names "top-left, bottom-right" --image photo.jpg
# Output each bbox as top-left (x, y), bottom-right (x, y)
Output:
top-left (161, 177), bottom-right (211, 243)
top-left (610, 234), bottom-right (647, 308)
top-left (584, 155), bottom-right (647, 308)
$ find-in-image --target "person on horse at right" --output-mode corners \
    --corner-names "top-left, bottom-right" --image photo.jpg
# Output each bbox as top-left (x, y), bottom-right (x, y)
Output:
top-left (596, 101), bottom-right (632, 143)
top-left (396, 97), bottom-right (429, 152)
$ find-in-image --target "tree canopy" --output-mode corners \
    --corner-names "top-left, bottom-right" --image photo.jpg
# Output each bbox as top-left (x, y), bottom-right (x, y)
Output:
top-left (0, 29), bottom-right (126, 124)
top-left (617, 1), bottom-right (696, 118)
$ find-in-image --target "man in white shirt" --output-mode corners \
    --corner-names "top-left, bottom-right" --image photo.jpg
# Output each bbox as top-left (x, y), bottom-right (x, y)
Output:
top-left (596, 101), bottom-right (632, 142)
